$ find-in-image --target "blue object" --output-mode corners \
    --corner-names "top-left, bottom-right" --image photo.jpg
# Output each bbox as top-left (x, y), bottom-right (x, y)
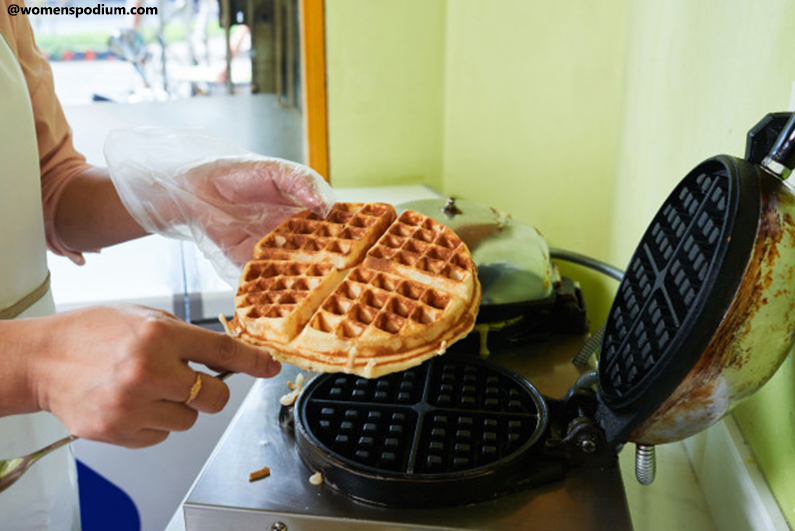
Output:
top-left (76, 460), bottom-right (141, 531)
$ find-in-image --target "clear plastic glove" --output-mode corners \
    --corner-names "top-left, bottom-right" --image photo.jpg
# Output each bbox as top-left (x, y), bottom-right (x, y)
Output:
top-left (104, 127), bottom-right (335, 285)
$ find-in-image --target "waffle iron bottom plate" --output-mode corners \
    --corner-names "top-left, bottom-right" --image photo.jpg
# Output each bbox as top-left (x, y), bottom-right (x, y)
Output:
top-left (295, 355), bottom-right (567, 507)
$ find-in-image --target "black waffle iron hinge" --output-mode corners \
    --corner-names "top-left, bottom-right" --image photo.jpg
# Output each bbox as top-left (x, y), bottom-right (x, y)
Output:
top-left (543, 387), bottom-right (616, 469)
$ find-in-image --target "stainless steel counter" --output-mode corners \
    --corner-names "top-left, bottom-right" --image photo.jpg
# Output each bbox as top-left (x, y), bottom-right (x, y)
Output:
top-left (175, 336), bottom-right (634, 531)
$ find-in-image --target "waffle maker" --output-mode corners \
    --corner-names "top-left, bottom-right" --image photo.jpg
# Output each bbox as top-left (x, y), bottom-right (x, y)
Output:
top-left (290, 111), bottom-right (795, 505)
top-left (396, 197), bottom-right (589, 355)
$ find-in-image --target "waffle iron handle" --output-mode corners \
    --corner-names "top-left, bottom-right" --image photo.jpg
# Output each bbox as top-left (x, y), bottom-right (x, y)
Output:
top-left (760, 111), bottom-right (795, 180)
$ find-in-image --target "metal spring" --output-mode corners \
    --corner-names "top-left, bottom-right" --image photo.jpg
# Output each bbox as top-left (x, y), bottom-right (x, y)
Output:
top-left (572, 325), bottom-right (604, 366)
top-left (635, 444), bottom-right (656, 485)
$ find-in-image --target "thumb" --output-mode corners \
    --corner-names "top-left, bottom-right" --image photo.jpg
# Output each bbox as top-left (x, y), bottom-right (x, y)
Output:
top-left (265, 160), bottom-right (336, 218)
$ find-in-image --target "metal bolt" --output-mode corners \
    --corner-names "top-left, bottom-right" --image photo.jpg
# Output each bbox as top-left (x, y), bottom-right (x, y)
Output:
top-left (580, 437), bottom-right (597, 453)
top-left (271, 522), bottom-right (288, 531)
top-left (635, 444), bottom-right (656, 485)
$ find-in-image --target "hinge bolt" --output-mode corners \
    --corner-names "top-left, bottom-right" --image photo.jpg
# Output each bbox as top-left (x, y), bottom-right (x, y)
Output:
top-left (580, 437), bottom-right (597, 453)
top-left (635, 444), bottom-right (656, 485)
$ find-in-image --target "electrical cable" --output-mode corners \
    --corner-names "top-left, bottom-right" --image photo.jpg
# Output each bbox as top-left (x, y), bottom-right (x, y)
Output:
top-left (547, 247), bottom-right (624, 366)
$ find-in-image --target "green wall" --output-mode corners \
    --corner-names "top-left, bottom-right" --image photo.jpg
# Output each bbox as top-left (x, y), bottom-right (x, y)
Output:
top-left (325, 0), bottom-right (447, 190)
top-left (325, 0), bottom-right (795, 524)
top-left (441, 0), bottom-right (631, 327)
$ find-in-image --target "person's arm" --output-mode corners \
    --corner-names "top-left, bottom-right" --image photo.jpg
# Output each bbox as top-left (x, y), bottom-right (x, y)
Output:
top-left (54, 166), bottom-right (148, 252)
top-left (0, 317), bottom-right (43, 416)
top-left (0, 304), bottom-right (280, 448)
top-left (11, 8), bottom-right (335, 266)
top-left (6, 4), bottom-right (116, 262)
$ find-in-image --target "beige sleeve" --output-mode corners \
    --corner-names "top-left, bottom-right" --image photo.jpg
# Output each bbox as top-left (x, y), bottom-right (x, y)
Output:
top-left (3, 3), bottom-right (93, 264)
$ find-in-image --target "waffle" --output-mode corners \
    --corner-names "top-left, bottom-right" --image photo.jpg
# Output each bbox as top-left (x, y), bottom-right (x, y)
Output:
top-left (254, 202), bottom-right (396, 270)
top-left (228, 202), bottom-right (481, 378)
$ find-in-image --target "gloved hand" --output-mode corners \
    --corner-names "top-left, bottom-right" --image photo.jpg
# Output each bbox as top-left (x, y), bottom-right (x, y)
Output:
top-left (104, 127), bottom-right (335, 285)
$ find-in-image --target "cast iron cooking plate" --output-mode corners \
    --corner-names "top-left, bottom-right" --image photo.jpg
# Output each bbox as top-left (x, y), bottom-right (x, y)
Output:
top-left (294, 355), bottom-right (564, 507)
top-left (596, 155), bottom-right (760, 445)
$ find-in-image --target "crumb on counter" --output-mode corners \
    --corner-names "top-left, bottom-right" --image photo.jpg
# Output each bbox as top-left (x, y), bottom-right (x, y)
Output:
top-left (309, 471), bottom-right (323, 486)
top-left (248, 465), bottom-right (271, 482)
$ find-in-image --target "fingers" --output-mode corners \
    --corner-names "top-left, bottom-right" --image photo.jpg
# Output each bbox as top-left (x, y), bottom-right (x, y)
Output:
top-left (100, 374), bottom-right (228, 448)
top-left (121, 429), bottom-right (170, 450)
top-left (91, 374), bottom-right (228, 448)
top-left (200, 222), bottom-right (259, 268)
top-left (227, 235), bottom-right (260, 267)
top-left (181, 371), bottom-right (231, 414)
top-left (175, 324), bottom-right (282, 379)
top-left (213, 158), bottom-right (334, 214)
top-left (155, 367), bottom-right (229, 414)
top-left (196, 159), bottom-right (336, 271)
top-left (131, 310), bottom-right (281, 380)
top-left (270, 162), bottom-right (335, 217)
top-left (146, 400), bottom-right (200, 431)
top-left (143, 378), bottom-right (228, 431)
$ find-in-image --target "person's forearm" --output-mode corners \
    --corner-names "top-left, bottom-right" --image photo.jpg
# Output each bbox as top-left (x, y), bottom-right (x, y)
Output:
top-left (54, 166), bottom-right (148, 252)
top-left (0, 304), bottom-right (280, 446)
top-left (0, 319), bottom-right (46, 416)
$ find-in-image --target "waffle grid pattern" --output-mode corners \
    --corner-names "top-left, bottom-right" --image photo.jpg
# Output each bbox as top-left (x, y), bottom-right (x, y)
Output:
top-left (308, 268), bottom-right (451, 339)
top-left (256, 203), bottom-right (394, 266)
top-left (238, 262), bottom-right (336, 320)
top-left (601, 170), bottom-right (731, 402)
top-left (298, 357), bottom-right (544, 476)
top-left (368, 210), bottom-right (473, 283)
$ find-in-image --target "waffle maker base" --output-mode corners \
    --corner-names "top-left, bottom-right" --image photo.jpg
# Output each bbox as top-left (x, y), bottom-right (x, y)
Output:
top-left (182, 338), bottom-right (633, 531)
top-left (295, 355), bottom-right (569, 507)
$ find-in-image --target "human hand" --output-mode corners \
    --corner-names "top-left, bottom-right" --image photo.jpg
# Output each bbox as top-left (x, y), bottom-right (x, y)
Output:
top-left (171, 156), bottom-right (334, 269)
top-left (104, 128), bottom-right (336, 284)
top-left (29, 304), bottom-right (280, 448)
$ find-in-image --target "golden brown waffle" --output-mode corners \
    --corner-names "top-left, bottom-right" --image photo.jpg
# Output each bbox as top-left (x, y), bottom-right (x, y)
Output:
top-left (254, 202), bottom-right (396, 270)
top-left (228, 203), bottom-right (481, 378)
